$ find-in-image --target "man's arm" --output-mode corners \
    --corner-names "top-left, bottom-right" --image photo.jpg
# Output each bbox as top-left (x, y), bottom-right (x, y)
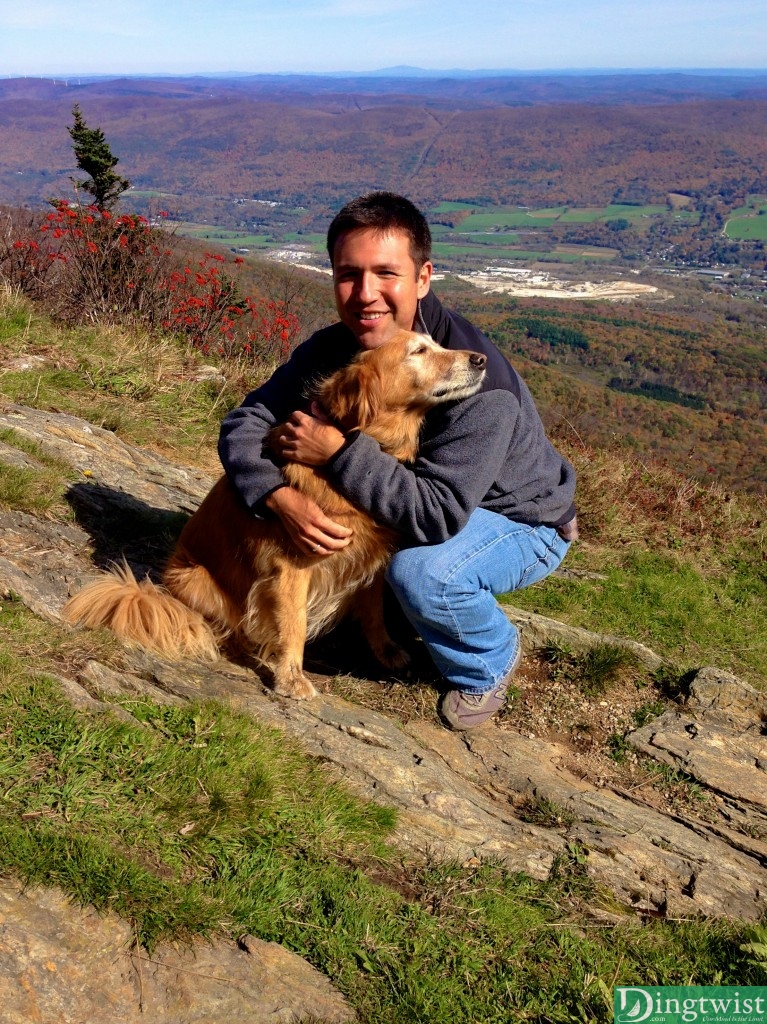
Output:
top-left (218, 332), bottom-right (357, 555)
top-left (277, 389), bottom-right (521, 546)
top-left (333, 391), bottom-right (519, 543)
top-left (218, 331), bottom-right (347, 513)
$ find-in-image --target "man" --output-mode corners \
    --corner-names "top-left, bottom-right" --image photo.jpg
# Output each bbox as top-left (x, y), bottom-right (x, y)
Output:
top-left (219, 192), bottom-right (577, 730)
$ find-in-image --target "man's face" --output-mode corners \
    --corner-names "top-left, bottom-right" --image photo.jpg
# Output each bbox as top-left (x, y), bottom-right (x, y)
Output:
top-left (332, 227), bottom-right (433, 349)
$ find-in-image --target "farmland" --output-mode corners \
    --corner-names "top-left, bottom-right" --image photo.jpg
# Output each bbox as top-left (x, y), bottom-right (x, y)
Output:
top-left (160, 201), bottom-right (688, 274)
top-left (724, 196), bottom-right (767, 240)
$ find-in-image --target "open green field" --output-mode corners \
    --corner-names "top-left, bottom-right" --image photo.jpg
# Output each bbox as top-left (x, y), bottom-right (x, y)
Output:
top-left (728, 195), bottom-right (767, 218)
top-left (434, 238), bottom-right (616, 258)
top-left (431, 242), bottom-right (614, 264)
top-left (432, 242), bottom-right (564, 261)
top-left (450, 231), bottom-right (521, 244)
top-left (176, 223), bottom-right (273, 247)
top-left (430, 201), bottom-right (482, 213)
top-left (554, 243), bottom-right (618, 258)
top-left (441, 204), bottom-right (670, 234)
top-left (725, 205), bottom-right (767, 240)
top-left (126, 189), bottom-right (178, 201)
top-left (669, 209), bottom-right (700, 223)
top-left (456, 210), bottom-right (558, 230)
top-left (721, 195), bottom-right (767, 239)
top-left (559, 204), bottom-right (667, 223)
top-left (282, 232), bottom-right (326, 248)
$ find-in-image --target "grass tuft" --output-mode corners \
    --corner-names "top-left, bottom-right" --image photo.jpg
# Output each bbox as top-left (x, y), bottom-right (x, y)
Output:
top-left (539, 640), bottom-right (638, 696)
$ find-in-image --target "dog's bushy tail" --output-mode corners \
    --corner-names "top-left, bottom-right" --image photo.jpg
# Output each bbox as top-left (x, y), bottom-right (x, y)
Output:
top-left (63, 562), bottom-right (220, 661)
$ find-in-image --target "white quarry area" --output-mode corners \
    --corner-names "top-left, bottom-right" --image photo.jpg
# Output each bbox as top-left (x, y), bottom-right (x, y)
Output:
top-left (267, 248), bottom-right (332, 274)
top-left (456, 265), bottom-right (660, 301)
top-left (265, 250), bottom-right (662, 302)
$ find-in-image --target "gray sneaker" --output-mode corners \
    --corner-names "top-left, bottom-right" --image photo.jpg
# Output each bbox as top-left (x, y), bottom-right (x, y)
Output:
top-left (438, 647), bottom-right (522, 731)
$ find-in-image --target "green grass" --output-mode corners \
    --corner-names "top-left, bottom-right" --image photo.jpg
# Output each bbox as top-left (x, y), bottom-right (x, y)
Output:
top-left (723, 197), bottom-right (767, 239)
top-left (0, 294), bottom-right (255, 469)
top-left (432, 242), bottom-right (593, 263)
top-left (282, 232), bottom-right (327, 247)
top-left (0, 604), bottom-right (763, 1023)
top-left (725, 214), bottom-right (767, 240)
top-left (430, 201), bottom-right (482, 213)
top-left (728, 197), bottom-right (767, 218)
top-left (505, 547), bottom-right (767, 683)
top-left (449, 231), bottom-right (521, 244)
top-left (175, 222), bottom-right (275, 247)
top-left (532, 206), bottom-right (570, 218)
top-left (539, 640), bottom-right (639, 697)
top-left (452, 203), bottom-right (668, 233)
top-left (0, 428), bottom-right (76, 518)
top-left (457, 210), bottom-right (551, 231)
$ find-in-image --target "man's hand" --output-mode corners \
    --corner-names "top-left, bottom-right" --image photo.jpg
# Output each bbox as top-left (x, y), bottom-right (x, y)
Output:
top-left (273, 403), bottom-right (345, 466)
top-left (265, 486), bottom-right (353, 557)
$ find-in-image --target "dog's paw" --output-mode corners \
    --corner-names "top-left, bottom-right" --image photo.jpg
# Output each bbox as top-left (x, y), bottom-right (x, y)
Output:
top-left (375, 642), bottom-right (411, 672)
top-left (272, 667), bottom-right (318, 700)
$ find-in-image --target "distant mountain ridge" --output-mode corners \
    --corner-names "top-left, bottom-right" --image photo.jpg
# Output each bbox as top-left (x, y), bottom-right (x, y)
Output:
top-left (3, 69), bottom-right (767, 103)
top-left (2, 71), bottom-right (767, 217)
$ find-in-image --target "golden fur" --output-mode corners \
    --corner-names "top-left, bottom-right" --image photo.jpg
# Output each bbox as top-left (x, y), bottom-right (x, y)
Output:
top-left (63, 330), bottom-right (486, 699)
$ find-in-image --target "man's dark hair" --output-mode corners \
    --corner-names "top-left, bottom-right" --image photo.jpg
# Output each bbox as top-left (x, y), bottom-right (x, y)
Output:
top-left (327, 191), bottom-right (432, 271)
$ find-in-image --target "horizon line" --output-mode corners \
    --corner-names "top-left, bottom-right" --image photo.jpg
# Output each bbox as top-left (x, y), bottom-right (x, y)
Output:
top-left (3, 66), bottom-right (767, 80)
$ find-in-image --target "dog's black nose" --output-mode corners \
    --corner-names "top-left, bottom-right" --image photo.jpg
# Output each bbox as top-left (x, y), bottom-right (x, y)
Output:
top-left (470, 353), bottom-right (487, 368)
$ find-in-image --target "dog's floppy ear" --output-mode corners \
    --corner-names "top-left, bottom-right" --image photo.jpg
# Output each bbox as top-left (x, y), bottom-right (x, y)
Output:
top-left (319, 354), bottom-right (384, 431)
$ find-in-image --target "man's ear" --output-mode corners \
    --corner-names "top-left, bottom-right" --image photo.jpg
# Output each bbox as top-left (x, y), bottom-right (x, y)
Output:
top-left (416, 260), bottom-right (433, 299)
top-left (319, 356), bottom-right (383, 431)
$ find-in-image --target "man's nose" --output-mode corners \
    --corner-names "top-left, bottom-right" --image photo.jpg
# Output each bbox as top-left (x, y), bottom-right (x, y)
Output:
top-left (356, 272), bottom-right (378, 303)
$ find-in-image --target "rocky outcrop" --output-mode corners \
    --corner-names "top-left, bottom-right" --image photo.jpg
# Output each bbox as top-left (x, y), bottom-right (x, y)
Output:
top-left (628, 667), bottom-right (767, 857)
top-left (74, 651), bottom-right (767, 922)
top-left (1, 401), bottom-right (767, 1017)
top-left (0, 881), bottom-right (354, 1024)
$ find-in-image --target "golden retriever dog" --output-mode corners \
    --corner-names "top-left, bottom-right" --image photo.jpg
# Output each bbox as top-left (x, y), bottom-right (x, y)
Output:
top-left (64, 330), bottom-right (487, 699)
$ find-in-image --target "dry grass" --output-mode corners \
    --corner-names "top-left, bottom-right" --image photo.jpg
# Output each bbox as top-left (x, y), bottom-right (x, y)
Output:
top-left (560, 434), bottom-right (767, 570)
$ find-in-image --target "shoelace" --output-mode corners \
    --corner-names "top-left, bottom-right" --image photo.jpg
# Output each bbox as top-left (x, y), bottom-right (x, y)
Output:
top-left (462, 688), bottom-right (505, 707)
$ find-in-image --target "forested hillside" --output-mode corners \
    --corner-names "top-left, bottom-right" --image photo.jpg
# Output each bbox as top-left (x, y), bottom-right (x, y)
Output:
top-left (440, 282), bottom-right (767, 492)
top-left (3, 75), bottom-right (767, 217)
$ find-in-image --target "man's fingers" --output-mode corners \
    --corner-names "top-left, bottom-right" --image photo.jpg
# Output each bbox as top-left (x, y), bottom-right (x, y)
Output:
top-left (316, 513), bottom-right (353, 540)
top-left (305, 535), bottom-right (351, 556)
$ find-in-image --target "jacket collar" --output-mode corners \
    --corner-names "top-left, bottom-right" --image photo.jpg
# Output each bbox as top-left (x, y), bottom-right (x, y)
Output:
top-left (416, 290), bottom-right (450, 345)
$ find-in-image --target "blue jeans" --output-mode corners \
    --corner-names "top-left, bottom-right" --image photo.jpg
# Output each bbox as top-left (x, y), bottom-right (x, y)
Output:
top-left (385, 509), bottom-right (570, 695)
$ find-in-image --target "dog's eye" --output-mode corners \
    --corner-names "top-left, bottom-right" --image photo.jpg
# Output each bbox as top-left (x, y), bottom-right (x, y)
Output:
top-left (412, 345), bottom-right (427, 355)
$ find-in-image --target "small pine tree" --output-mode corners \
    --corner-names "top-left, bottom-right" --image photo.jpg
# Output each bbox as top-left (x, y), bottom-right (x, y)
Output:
top-left (68, 104), bottom-right (130, 211)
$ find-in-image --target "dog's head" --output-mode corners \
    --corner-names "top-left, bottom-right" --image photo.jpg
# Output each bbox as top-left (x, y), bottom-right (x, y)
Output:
top-left (318, 330), bottom-right (487, 432)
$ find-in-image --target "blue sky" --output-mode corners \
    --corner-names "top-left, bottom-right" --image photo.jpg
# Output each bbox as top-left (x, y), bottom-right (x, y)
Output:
top-left (1, 0), bottom-right (765, 76)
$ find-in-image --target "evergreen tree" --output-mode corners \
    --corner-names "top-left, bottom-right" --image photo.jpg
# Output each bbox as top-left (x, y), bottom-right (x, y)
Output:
top-left (68, 104), bottom-right (130, 211)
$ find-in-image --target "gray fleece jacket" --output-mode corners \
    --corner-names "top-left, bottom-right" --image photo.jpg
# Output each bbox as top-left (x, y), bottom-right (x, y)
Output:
top-left (218, 290), bottom-right (576, 546)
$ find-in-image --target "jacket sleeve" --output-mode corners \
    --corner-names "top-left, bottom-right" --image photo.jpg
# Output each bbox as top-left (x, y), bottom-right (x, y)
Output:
top-left (218, 340), bottom-right (323, 514)
top-left (327, 389), bottom-right (519, 545)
